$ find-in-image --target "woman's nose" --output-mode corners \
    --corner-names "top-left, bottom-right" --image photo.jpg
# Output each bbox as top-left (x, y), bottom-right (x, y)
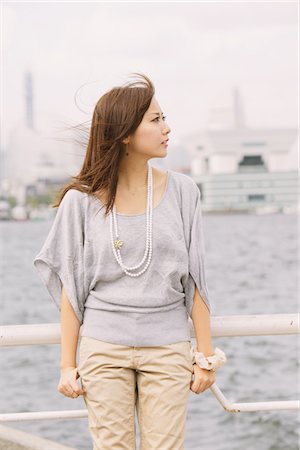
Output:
top-left (164, 122), bottom-right (171, 134)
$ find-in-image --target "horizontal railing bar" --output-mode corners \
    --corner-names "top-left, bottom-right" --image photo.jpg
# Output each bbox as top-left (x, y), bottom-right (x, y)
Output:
top-left (211, 313), bottom-right (299, 336)
top-left (1, 394), bottom-right (298, 423)
top-left (209, 384), bottom-right (299, 411)
top-left (0, 314), bottom-right (299, 347)
top-left (224, 401), bottom-right (299, 412)
top-left (0, 410), bottom-right (88, 422)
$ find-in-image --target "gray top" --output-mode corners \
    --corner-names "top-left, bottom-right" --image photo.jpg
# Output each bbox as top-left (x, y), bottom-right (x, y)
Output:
top-left (33, 168), bottom-right (212, 346)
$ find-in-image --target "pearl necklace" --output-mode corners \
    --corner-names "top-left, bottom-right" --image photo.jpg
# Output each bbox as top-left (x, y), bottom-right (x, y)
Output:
top-left (109, 163), bottom-right (153, 277)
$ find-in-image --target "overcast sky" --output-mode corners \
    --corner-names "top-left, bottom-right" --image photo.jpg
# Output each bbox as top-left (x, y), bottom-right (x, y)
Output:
top-left (2, 1), bottom-right (298, 148)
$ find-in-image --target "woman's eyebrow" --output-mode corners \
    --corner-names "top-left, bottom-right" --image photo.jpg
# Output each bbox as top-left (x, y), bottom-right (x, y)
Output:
top-left (150, 112), bottom-right (164, 116)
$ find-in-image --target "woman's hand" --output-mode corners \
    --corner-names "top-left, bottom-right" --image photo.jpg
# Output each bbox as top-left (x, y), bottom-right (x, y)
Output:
top-left (190, 364), bottom-right (216, 394)
top-left (57, 367), bottom-right (85, 398)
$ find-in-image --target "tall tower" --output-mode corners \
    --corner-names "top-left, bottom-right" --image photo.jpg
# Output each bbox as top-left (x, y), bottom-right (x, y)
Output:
top-left (24, 71), bottom-right (34, 130)
top-left (207, 85), bottom-right (247, 130)
top-left (233, 85), bottom-right (246, 128)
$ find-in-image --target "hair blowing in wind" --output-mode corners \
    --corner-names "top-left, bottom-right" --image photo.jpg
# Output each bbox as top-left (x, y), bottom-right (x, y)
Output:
top-left (52, 72), bottom-right (155, 217)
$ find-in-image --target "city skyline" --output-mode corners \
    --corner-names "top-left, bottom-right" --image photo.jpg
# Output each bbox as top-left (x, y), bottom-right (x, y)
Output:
top-left (1, 1), bottom-right (298, 152)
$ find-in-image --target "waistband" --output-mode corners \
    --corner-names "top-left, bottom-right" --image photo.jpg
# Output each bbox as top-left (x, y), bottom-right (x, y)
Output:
top-left (81, 305), bottom-right (190, 347)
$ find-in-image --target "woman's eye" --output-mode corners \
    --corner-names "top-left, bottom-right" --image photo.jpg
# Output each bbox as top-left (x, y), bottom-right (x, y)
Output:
top-left (153, 115), bottom-right (167, 122)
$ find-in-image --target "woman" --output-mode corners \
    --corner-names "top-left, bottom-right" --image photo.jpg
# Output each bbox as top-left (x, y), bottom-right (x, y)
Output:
top-left (33, 73), bottom-right (226, 450)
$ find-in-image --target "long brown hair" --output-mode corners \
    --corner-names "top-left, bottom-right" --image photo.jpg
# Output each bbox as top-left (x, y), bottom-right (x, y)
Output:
top-left (52, 72), bottom-right (155, 217)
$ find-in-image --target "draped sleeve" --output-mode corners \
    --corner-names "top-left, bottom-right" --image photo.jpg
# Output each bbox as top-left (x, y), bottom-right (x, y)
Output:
top-left (33, 189), bottom-right (87, 325)
top-left (182, 180), bottom-right (211, 319)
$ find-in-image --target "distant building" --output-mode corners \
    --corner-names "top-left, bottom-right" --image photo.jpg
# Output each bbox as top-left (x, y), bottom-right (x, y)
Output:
top-left (2, 70), bottom-right (84, 204)
top-left (181, 88), bottom-right (298, 213)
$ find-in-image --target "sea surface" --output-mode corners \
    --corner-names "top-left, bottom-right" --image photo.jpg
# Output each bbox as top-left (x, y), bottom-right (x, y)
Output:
top-left (1, 212), bottom-right (299, 450)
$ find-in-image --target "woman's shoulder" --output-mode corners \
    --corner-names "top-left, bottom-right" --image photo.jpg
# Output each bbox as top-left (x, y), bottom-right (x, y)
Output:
top-left (168, 169), bottom-right (199, 194)
top-left (169, 169), bottom-right (194, 183)
top-left (61, 188), bottom-right (88, 202)
top-left (58, 188), bottom-right (89, 212)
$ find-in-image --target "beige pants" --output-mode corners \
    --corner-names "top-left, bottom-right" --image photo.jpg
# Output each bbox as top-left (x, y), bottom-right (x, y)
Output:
top-left (77, 336), bottom-right (194, 450)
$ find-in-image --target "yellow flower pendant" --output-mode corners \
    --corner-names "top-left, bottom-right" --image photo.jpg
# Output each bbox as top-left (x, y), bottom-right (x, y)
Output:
top-left (114, 239), bottom-right (124, 250)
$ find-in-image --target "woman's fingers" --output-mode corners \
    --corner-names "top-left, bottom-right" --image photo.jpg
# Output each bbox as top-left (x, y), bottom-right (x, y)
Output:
top-left (57, 367), bottom-right (85, 398)
top-left (190, 365), bottom-right (216, 394)
top-left (59, 383), bottom-right (83, 398)
top-left (58, 383), bottom-right (75, 397)
top-left (70, 380), bottom-right (84, 396)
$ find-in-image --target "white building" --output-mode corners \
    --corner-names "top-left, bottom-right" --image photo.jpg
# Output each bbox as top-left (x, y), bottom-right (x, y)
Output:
top-left (181, 89), bottom-right (298, 213)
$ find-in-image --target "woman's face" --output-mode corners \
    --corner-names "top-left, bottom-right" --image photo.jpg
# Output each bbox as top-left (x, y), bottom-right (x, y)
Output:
top-left (128, 96), bottom-right (171, 157)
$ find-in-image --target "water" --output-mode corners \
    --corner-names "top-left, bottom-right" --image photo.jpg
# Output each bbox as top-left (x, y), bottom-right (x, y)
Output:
top-left (1, 213), bottom-right (299, 450)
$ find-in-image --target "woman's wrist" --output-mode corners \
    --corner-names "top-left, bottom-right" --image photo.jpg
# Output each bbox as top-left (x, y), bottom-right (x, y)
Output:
top-left (60, 363), bottom-right (76, 370)
top-left (191, 346), bottom-right (227, 372)
top-left (196, 348), bottom-right (214, 357)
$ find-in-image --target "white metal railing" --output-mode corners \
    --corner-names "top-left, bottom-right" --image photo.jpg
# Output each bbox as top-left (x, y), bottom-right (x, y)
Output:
top-left (0, 313), bottom-right (299, 423)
